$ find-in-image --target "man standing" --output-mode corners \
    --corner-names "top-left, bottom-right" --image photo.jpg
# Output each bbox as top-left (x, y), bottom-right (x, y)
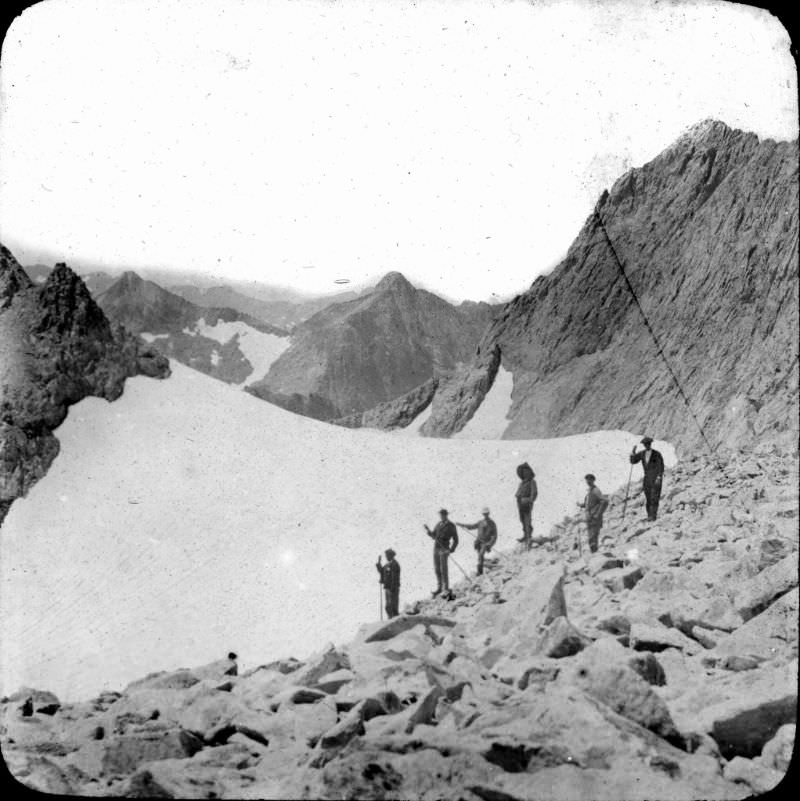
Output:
top-left (375, 549), bottom-right (400, 619)
top-left (629, 436), bottom-right (665, 521)
top-left (424, 509), bottom-right (458, 599)
top-left (455, 507), bottom-right (498, 575)
top-left (515, 463), bottom-right (538, 549)
top-left (578, 474), bottom-right (609, 553)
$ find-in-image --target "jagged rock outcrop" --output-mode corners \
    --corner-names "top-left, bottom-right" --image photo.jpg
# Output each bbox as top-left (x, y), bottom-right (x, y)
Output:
top-left (0, 246), bottom-right (170, 524)
top-left (246, 272), bottom-right (498, 421)
top-left (423, 121), bottom-right (799, 450)
top-left (332, 377), bottom-right (438, 430)
top-left (3, 446), bottom-right (795, 798)
top-left (96, 272), bottom-right (288, 384)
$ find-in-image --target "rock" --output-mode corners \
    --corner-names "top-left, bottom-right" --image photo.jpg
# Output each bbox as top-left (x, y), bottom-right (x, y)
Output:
top-left (290, 644), bottom-right (350, 687)
top-left (3, 751), bottom-right (76, 794)
top-left (191, 655), bottom-right (238, 681)
top-left (596, 614), bottom-right (632, 636)
top-left (719, 655), bottom-right (762, 672)
top-left (670, 659), bottom-right (797, 758)
top-left (405, 687), bottom-right (445, 734)
top-left (92, 727), bottom-right (204, 777)
top-left (6, 688), bottom-right (61, 714)
top-left (312, 668), bottom-right (355, 695)
top-left (536, 616), bottom-right (590, 659)
top-left (712, 587), bottom-right (798, 662)
top-left (629, 622), bottom-right (701, 655)
top-left (123, 669), bottom-right (200, 694)
top-left (628, 653), bottom-right (667, 687)
top-left (601, 565), bottom-right (645, 593)
top-left (362, 615), bottom-right (455, 643)
top-left (565, 642), bottom-right (680, 742)
top-left (319, 692), bottom-right (401, 750)
top-left (734, 553), bottom-right (798, 621)
top-left (268, 686), bottom-right (328, 711)
top-left (587, 554), bottom-right (625, 575)
top-left (723, 755), bottom-right (785, 794)
top-left (691, 625), bottom-right (721, 649)
top-left (490, 656), bottom-right (561, 690)
top-left (760, 723), bottom-right (795, 773)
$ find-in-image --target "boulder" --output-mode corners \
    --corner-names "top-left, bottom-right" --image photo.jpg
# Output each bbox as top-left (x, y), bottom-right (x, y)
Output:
top-left (601, 565), bottom-right (645, 593)
top-left (312, 668), bottom-right (355, 695)
top-left (362, 615), bottom-right (455, 643)
top-left (629, 622), bottom-right (701, 655)
top-left (723, 755), bottom-right (785, 794)
top-left (490, 655), bottom-right (560, 690)
top-left (191, 655), bottom-right (238, 681)
top-left (3, 751), bottom-right (76, 795)
top-left (760, 723), bottom-right (795, 773)
top-left (691, 625), bottom-right (721, 649)
top-left (123, 669), bottom-right (199, 694)
top-left (5, 688), bottom-right (61, 715)
top-left (290, 644), bottom-right (350, 687)
top-left (535, 616), bottom-right (590, 659)
top-left (587, 554), bottom-right (625, 575)
top-left (734, 553), bottom-right (798, 621)
top-left (670, 659), bottom-right (797, 758)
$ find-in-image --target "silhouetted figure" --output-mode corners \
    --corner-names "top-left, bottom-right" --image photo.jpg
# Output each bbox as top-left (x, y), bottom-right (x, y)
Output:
top-left (630, 437), bottom-right (665, 521)
top-left (515, 463), bottom-right (537, 549)
top-left (456, 507), bottom-right (498, 575)
top-left (424, 509), bottom-right (458, 599)
top-left (376, 549), bottom-right (401, 618)
top-left (579, 474), bottom-right (609, 553)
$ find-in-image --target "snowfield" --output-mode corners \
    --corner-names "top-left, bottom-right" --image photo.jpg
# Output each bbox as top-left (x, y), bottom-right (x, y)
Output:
top-left (1, 363), bottom-right (675, 700)
top-left (452, 366), bottom-right (515, 440)
top-left (192, 318), bottom-right (290, 383)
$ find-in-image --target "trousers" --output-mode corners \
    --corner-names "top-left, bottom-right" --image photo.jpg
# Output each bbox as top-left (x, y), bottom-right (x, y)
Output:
top-left (434, 547), bottom-right (450, 590)
top-left (384, 587), bottom-right (399, 618)
top-left (518, 503), bottom-right (533, 541)
top-left (475, 542), bottom-right (490, 575)
top-left (586, 520), bottom-right (601, 553)
top-left (644, 480), bottom-right (662, 520)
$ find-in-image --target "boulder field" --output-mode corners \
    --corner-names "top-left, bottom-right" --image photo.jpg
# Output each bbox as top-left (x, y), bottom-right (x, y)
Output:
top-left (2, 445), bottom-right (796, 798)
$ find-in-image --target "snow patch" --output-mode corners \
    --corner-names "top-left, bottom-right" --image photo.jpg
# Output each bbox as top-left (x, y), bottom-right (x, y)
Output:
top-left (139, 332), bottom-right (169, 344)
top-left (452, 366), bottom-right (514, 440)
top-left (397, 400), bottom-right (433, 435)
top-left (194, 318), bottom-right (290, 382)
top-left (1, 363), bottom-right (675, 700)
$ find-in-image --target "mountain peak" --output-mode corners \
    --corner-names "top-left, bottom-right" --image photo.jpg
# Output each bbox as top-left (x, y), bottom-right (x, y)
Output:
top-left (374, 271), bottom-right (414, 293)
top-left (1, 244), bottom-right (34, 306)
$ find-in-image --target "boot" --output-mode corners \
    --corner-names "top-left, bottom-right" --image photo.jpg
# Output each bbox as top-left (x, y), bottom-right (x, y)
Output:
top-left (431, 588), bottom-right (442, 598)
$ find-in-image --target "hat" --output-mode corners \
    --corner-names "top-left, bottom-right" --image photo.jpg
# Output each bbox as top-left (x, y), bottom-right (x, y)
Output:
top-left (385, 548), bottom-right (396, 558)
top-left (641, 436), bottom-right (653, 445)
top-left (585, 474), bottom-right (595, 482)
top-left (481, 506), bottom-right (490, 514)
top-left (439, 508), bottom-right (448, 515)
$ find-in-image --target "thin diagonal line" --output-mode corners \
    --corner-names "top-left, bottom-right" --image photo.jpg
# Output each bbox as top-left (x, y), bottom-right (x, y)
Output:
top-left (593, 206), bottom-right (721, 465)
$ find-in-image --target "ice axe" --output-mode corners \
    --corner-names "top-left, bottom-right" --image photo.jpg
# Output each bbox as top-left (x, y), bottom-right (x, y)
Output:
top-left (622, 450), bottom-right (635, 519)
top-left (448, 551), bottom-right (473, 585)
top-left (376, 554), bottom-right (383, 621)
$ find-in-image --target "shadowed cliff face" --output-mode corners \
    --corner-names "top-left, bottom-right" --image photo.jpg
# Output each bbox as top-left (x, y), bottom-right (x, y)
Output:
top-left (247, 272), bottom-right (498, 420)
top-left (423, 121), bottom-right (799, 451)
top-left (0, 247), bottom-right (170, 524)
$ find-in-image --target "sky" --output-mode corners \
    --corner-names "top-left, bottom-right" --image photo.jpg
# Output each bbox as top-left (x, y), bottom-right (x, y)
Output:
top-left (0, 0), bottom-right (796, 302)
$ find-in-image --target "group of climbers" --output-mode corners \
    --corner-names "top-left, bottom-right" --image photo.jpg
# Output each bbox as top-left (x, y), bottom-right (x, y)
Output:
top-left (375, 436), bottom-right (664, 618)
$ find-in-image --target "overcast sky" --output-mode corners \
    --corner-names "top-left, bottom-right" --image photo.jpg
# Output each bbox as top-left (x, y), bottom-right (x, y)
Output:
top-left (0, 0), bottom-right (796, 301)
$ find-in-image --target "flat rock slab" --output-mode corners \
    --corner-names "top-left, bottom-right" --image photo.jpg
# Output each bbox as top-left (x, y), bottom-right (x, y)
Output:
top-left (601, 566), bottom-right (644, 593)
top-left (629, 622), bottom-right (701, 655)
top-left (364, 615), bottom-right (455, 643)
top-left (734, 553), bottom-right (798, 621)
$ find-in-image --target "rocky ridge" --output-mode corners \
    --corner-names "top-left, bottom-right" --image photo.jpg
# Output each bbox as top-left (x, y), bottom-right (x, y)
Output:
top-left (96, 272), bottom-right (288, 385)
top-left (246, 272), bottom-right (498, 421)
top-left (421, 121), bottom-right (799, 450)
top-left (0, 246), bottom-right (170, 524)
top-left (3, 445), bottom-right (796, 798)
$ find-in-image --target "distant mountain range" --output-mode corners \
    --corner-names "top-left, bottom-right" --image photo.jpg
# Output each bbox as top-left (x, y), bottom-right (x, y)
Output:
top-left (95, 273), bottom-right (289, 385)
top-left (246, 271), bottom-right (500, 420)
top-left (167, 283), bottom-right (359, 331)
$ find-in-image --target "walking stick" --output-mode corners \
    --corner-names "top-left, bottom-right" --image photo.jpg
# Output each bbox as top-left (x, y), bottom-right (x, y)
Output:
top-left (621, 462), bottom-right (634, 520)
top-left (377, 554), bottom-right (383, 621)
top-left (448, 552), bottom-right (473, 584)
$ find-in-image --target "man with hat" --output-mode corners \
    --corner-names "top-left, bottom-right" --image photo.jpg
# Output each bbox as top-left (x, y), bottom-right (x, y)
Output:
top-left (455, 507), bottom-right (498, 575)
top-left (629, 436), bottom-right (665, 521)
top-left (578, 474), bottom-right (609, 553)
top-left (375, 549), bottom-right (401, 618)
top-left (424, 509), bottom-right (458, 598)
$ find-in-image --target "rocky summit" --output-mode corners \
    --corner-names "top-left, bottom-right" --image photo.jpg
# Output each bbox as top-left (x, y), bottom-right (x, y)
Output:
top-left (246, 271), bottom-right (498, 421)
top-left (0, 245), bottom-right (170, 524)
top-left (421, 121), bottom-right (798, 450)
top-left (3, 445), bottom-right (795, 798)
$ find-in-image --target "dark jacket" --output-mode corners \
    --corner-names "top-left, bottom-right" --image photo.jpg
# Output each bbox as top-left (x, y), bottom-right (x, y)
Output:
top-left (630, 448), bottom-right (664, 484)
top-left (377, 559), bottom-right (400, 592)
top-left (428, 520), bottom-right (458, 552)
top-left (515, 463), bottom-right (538, 507)
top-left (460, 518), bottom-right (498, 549)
